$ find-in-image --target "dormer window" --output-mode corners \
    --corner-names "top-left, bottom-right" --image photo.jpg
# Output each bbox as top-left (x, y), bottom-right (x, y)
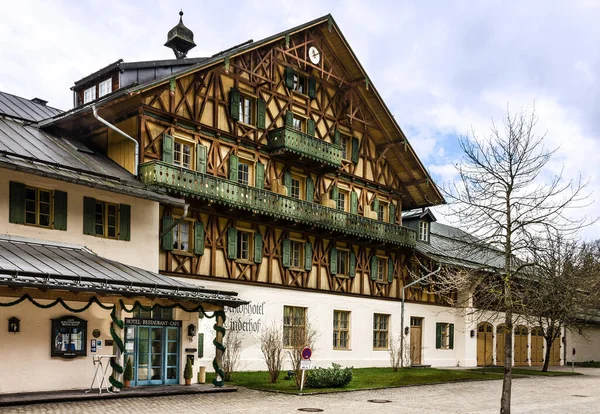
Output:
top-left (99, 79), bottom-right (112, 98)
top-left (83, 86), bottom-right (96, 104)
top-left (419, 221), bottom-right (429, 242)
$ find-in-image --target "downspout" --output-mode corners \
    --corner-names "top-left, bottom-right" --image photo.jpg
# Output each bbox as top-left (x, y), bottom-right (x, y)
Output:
top-left (92, 105), bottom-right (139, 176)
top-left (160, 204), bottom-right (190, 238)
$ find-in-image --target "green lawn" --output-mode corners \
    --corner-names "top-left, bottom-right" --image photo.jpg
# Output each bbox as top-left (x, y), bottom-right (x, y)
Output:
top-left (470, 367), bottom-right (581, 376)
top-left (574, 361), bottom-right (600, 368)
top-left (207, 367), bottom-right (505, 394)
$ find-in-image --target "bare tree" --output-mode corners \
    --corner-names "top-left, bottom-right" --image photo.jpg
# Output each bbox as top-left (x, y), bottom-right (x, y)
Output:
top-left (286, 316), bottom-right (319, 389)
top-left (259, 323), bottom-right (284, 383)
top-left (441, 107), bottom-right (589, 414)
top-left (388, 333), bottom-right (402, 372)
top-left (222, 329), bottom-right (243, 381)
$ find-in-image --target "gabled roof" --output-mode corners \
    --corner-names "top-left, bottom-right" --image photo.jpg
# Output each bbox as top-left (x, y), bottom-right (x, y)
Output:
top-left (416, 222), bottom-right (506, 271)
top-left (43, 15), bottom-right (444, 210)
top-left (0, 91), bottom-right (62, 122)
top-left (403, 208), bottom-right (437, 222)
top-left (0, 114), bottom-right (183, 206)
top-left (0, 234), bottom-right (246, 306)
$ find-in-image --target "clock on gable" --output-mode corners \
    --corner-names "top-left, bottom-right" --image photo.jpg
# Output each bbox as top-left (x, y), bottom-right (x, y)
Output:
top-left (308, 46), bottom-right (321, 65)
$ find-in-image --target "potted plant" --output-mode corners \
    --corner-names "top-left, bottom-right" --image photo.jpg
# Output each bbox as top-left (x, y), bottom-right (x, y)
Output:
top-left (184, 359), bottom-right (193, 386)
top-left (124, 357), bottom-right (133, 388)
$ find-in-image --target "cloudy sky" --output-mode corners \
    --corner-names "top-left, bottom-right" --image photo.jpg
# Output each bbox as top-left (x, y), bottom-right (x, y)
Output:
top-left (1, 0), bottom-right (599, 239)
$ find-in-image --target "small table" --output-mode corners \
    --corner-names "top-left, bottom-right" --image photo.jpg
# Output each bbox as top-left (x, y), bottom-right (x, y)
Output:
top-left (86, 355), bottom-right (116, 394)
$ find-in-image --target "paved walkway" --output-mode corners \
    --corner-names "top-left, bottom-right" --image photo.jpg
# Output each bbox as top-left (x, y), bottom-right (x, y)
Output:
top-left (1, 368), bottom-right (598, 413)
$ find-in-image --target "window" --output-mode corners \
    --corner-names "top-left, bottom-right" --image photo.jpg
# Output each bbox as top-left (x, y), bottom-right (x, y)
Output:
top-left (98, 79), bottom-right (112, 98)
top-left (95, 201), bottom-right (118, 238)
top-left (283, 306), bottom-right (306, 347)
top-left (290, 176), bottom-right (303, 200)
top-left (337, 250), bottom-right (349, 276)
top-left (436, 323), bottom-right (454, 350)
top-left (290, 240), bottom-right (304, 269)
top-left (174, 140), bottom-right (193, 169)
top-left (293, 74), bottom-right (307, 94)
top-left (51, 316), bottom-right (87, 359)
top-left (25, 186), bottom-right (52, 227)
top-left (336, 190), bottom-right (346, 211)
top-left (237, 230), bottom-right (252, 261)
top-left (340, 135), bottom-right (350, 160)
top-left (377, 202), bottom-right (387, 221)
top-left (419, 221), bottom-right (429, 242)
top-left (377, 257), bottom-right (387, 282)
top-left (238, 161), bottom-right (250, 185)
top-left (133, 307), bottom-right (173, 320)
top-left (83, 86), bottom-right (96, 104)
top-left (292, 115), bottom-right (305, 132)
top-left (173, 221), bottom-right (191, 252)
top-left (239, 95), bottom-right (253, 124)
top-left (333, 310), bottom-right (350, 349)
top-left (373, 313), bottom-right (389, 349)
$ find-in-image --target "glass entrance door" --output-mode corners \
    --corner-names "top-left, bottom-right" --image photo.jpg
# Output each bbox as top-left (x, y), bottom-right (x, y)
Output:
top-left (126, 326), bottom-right (180, 386)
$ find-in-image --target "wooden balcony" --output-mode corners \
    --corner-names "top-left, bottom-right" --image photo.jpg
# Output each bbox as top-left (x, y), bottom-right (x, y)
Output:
top-left (140, 161), bottom-right (416, 247)
top-left (267, 126), bottom-right (342, 170)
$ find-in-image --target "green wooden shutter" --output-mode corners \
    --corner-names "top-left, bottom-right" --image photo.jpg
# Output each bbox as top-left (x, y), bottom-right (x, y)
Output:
top-left (389, 202), bottom-right (396, 224)
top-left (372, 198), bottom-right (379, 212)
top-left (194, 221), bottom-right (205, 255)
top-left (254, 232), bottom-right (263, 264)
top-left (53, 190), bottom-right (68, 231)
top-left (304, 241), bottom-right (312, 271)
top-left (9, 182), bottom-right (26, 224)
top-left (351, 137), bottom-right (359, 163)
top-left (307, 119), bottom-right (315, 136)
top-left (162, 134), bottom-right (174, 164)
top-left (196, 144), bottom-right (207, 174)
top-left (436, 323), bottom-right (442, 349)
top-left (256, 99), bottom-right (266, 129)
top-left (227, 227), bottom-right (238, 259)
top-left (388, 258), bottom-right (394, 283)
top-left (331, 186), bottom-right (338, 204)
top-left (350, 191), bottom-right (358, 214)
top-left (284, 171), bottom-right (292, 195)
top-left (334, 129), bottom-right (340, 146)
top-left (370, 255), bottom-right (378, 281)
top-left (285, 110), bottom-right (294, 127)
top-left (285, 66), bottom-right (295, 89)
top-left (83, 197), bottom-right (96, 235)
top-left (349, 251), bottom-right (356, 278)
top-left (229, 154), bottom-right (239, 182)
top-left (306, 176), bottom-right (314, 202)
top-left (330, 247), bottom-right (338, 275)
top-left (282, 238), bottom-right (291, 268)
top-left (449, 324), bottom-right (455, 350)
top-left (198, 333), bottom-right (204, 358)
top-left (119, 204), bottom-right (131, 241)
top-left (308, 77), bottom-right (316, 99)
top-left (229, 88), bottom-right (240, 120)
top-left (161, 216), bottom-right (174, 251)
top-left (255, 163), bottom-right (265, 189)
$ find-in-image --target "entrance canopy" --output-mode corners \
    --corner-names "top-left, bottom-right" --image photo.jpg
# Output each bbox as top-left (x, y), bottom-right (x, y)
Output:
top-left (0, 234), bottom-right (246, 307)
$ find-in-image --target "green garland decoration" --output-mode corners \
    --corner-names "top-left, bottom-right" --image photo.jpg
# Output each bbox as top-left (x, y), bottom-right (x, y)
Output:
top-left (0, 294), bottom-right (114, 312)
top-left (108, 308), bottom-right (125, 390)
top-left (212, 310), bottom-right (227, 387)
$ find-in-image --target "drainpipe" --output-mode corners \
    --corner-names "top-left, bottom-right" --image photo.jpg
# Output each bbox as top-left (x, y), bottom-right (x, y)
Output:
top-left (92, 105), bottom-right (139, 176)
top-left (160, 204), bottom-right (190, 238)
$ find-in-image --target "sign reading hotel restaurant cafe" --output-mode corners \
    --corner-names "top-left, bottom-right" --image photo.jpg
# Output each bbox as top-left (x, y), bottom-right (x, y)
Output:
top-left (124, 318), bottom-right (183, 327)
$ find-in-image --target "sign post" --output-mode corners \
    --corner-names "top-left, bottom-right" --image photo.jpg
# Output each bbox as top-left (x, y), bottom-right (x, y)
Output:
top-left (572, 348), bottom-right (576, 373)
top-left (300, 347), bottom-right (312, 392)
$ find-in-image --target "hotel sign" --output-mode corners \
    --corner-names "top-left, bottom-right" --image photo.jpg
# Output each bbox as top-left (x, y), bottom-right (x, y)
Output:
top-left (124, 318), bottom-right (182, 327)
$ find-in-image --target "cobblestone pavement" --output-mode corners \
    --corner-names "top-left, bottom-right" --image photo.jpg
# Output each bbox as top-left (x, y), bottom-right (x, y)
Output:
top-left (1, 368), bottom-right (598, 414)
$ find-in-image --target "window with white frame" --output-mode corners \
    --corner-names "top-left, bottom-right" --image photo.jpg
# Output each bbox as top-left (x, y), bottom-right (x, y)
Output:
top-left (377, 201), bottom-right (388, 221)
top-left (436, 322), bottom-right (454, 350)
top-left (237, 230), bottom-right (253, 261)
top-left (173, 221), bottom-right (191, 252)
top-left (238, 95), bottom-right (253, 124)
top-left (333, 310), bottom-right (350, 349)
top-left (340, 135), bottom-right (350, 160)
top-left (290, 240), bottom-right (304, 269)
top-left (376, 256), bottom-right (387, 282)
top-left (290, 176), bottom-right (303, 199)
top-left (293, 74), bottom-right (307, 94)
top-left (419, 221), bottom-right (429, 242)
top-left (337, 249), bottom-right (349, 276)
top-left (84, 86), bottom-right (96, 104)
top-left (373, 313), bottom-right (389, 349)
top-left (238, 161), bottom-right (250, 186)
top-left (292, 115), bottom-right (305, 132)
top-left (336, 190), bottom-right (347, 212)
top-left (98, 79), bottom-right (112, 98)
top-left (174, 140), bottom-right (193, 169)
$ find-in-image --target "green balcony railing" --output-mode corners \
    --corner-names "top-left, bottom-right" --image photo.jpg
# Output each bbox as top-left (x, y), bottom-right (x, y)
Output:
top-left (140, 161), bottom-right (416, 247)
top-left (267, 126), bottom-right (342, 169)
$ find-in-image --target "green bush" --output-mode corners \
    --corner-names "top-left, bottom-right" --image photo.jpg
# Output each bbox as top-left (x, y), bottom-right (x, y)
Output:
top-left (305, 363), bottom-right (353, 388)
top-left (184, 359), bottom-right (194, 380)
top-left (124, 357), bottom-right (134, 382)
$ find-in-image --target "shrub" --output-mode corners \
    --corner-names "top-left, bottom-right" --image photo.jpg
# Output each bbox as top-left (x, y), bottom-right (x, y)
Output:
top-left (184, 359), bottom-right (194, 380)
top-left (124, 357), bottom-right (134, 382)
top-left (305, 363), bottom-right (353, 388)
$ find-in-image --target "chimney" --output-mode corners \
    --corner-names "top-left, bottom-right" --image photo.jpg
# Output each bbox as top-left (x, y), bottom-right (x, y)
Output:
top-left (31, 98), bottom-right (48, 106)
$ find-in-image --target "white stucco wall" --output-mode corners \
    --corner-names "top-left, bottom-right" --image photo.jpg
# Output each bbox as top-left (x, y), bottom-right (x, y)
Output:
top-left (566, 325), bottom-right (600, 363)
top-left (0, 172), bottom-right (160, 272)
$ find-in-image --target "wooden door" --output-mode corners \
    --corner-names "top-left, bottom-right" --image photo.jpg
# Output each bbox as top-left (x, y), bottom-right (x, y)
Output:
top-left (410, 317), bottom-right (423, 365)
top-left (514, 326), bottom-right (529, 366)
top-left (549, 339), bottom-right (561, 366)
top-left (496, 324), bottom-right (508, 366)
top-left (477, 322), bottom-right (493, 366)
top-left (530, 328), bottom-right (544, 367)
